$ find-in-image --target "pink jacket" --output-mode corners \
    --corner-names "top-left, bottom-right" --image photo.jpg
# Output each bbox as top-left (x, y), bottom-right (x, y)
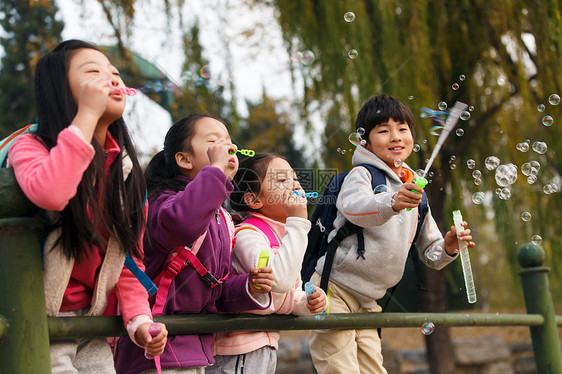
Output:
top-left (213, 213), bottom-right (325, 355)
top-left (9, 126), bottom-right (152, 338)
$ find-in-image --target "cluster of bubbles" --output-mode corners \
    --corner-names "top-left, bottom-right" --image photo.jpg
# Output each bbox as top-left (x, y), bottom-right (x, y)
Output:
top-left (348, 127), bottom-right (367, 147)
top-left (421, 322), bottom-right (435, 335)
top-left (537, 93), bottom-right (559, 126)
top-left (288, 50), bottom-right (316, 68)
top-left (450, 74), bottom-right (466, 91)
top-left (521, 161), bottom-right (540, 184)
top-left (543, 183), bottom-right (560, 194)
top-left (472, 191), bottom-right (485, 205)
top-left (178, 65), bottom-right (232, 90)
top-left (420, 105), bottom-right (471, 137)
top-left (138, 80), bottom-right (177, 94)
top-left (516, 139), bottom-right (548, 155)
top-left (495, 163), bottom-right (518, 187)
top-left (426, 244), bottom-right (444, 262)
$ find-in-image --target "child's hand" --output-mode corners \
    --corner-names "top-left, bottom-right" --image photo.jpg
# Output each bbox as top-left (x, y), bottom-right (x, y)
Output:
top-left (134, 322), bottom-right (168, 357)
top-left (283, 189), bottom-right (308, 219)
top-left (306, 286), bottom-right (327, 314)
top-left (72, 76), bottom-right (113, 141)
top-left (208, 138), bottom-right (238, 179)
top-left (444, 220), bottom-right (475, 256)
top-left (248, 266), bottom-right (274, 295)
top-left (391, 183), bottom-right (423, 211)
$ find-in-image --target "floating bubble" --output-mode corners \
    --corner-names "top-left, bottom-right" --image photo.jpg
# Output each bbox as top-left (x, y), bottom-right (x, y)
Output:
top-left (543, 183), bottom-right (559, 194)
top-left (459, 74), bottom-right (466, 81)
top-left (532, 141), bottom-right (547, 154)
top-left (348, 132), bottom-right (362, 146)
top-left (516, 142), bottom-right (529, 152)
top-left (344, 11), bottom-right (356, 22)
top-left (348, 49), bottom-right (358, 59)
top-left (181, 70), bottom-right (193, 81)
top-left (200, 65), bottom-right (211, 79)
top-left (452, 83), bottom-right (459, 90)
top-left (408, 95), bottom-right (414, 100)
top-left (450, 164), bottom-right (456, 170)
top-left (472, 192), bottom-right (485, 204)
top-left (450, 155), bottom-right (457, 161)
top-left (456, 128), bottom-right (464, 136)
top-left (521, 212), bottom-right (532, 222)
top-left (357, 127), bottom-right (365, 135)
top-left (394, 159), bottom-right (402, 168)
top-left (413, 144), bottom-right (421, 152)
top-left (527, 175), bottom-right (537, 184)
top-left (495, 188), bottom-right (502, 195)
top-left (374, 184), bottom-right (389, 194)
top-left (474, 178), bottom-right (482, 185)
top-left (472, 170), bottom-right (482, 179)
top-left (360, 139), bottom-right (367, 146)
top-left (421, 322), bottom-right (435, 335)
top-left (428, 171), bottom-right (434, 177)
top-left (548, 94), bottom-right (560, 105)
top-left (537, 104), bottom-right (545, 112)
top-left (341, 149), bottom-right (346, 154)
top-left (531, 235), bottom-right (542, 245)
top-left (426, 244), bottom-right (443, 261)
top-left (336, 147), bottom-right (341, 153)
top-left (499, 187), bottom-right (511, 200)
top-left (467, 159), bottom-right (476, 169)
top-left (438, 101), bottom-right (448, 110)
top-left (430, 125), bottom-right (443, 136)
top-left (495, 163), bottom-right (518, 186)
top-left (301, 50), bottom-right (315, 66)
top-left (459, 111), bottom-right (471, 121)
top-left (542, 115), bottom-right (553, 126)
top-left (468, 105), bottom-right (474, 111)
top-left (485, 156), bottom-right (500, 170)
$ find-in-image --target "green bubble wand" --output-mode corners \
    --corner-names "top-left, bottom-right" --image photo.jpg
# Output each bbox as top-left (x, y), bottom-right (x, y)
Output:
top-left (407, 101), bottom-right (468, 210)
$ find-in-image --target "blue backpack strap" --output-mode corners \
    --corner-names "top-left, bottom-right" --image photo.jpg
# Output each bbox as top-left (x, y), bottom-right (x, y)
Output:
top-left (124, 252), bottom-right (158, 296)
top-left (0, 123), bottom-right (38, 167)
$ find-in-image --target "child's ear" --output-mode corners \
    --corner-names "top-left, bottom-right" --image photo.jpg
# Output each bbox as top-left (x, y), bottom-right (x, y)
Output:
top-left (175, 151), bottom-right (193, 172)
top-left (244, 192), bottom-right (263, 210)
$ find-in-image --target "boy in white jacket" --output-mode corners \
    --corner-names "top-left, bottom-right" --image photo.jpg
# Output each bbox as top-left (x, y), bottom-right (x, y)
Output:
top-left (309, 94), bottom-right (475, 374)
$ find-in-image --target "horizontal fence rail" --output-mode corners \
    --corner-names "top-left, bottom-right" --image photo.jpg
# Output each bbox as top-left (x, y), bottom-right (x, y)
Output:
top-left (47, 312), bottom-right (551, 340)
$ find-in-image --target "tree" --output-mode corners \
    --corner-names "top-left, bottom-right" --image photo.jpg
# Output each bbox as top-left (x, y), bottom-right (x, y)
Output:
top-left (272, 0), bottom-right (562, 372)
top-left (0, 0), bottom-right (63, 137)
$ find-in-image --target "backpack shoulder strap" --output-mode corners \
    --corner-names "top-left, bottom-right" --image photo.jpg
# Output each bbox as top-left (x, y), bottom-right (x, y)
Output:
top-left (240, 216), bottom-right (280, 249)
top-left (0, 123), bottom-right (38, 167)
top-left (219, 206), bottom-right (235, 253)
top-left (357, 164), bottom-right (387, 190)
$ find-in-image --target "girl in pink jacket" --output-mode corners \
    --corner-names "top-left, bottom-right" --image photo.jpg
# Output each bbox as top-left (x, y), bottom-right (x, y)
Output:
top-left (208, 153), bottom-right (327, 374)
top-left (8, 40), bottom-right (167, 374)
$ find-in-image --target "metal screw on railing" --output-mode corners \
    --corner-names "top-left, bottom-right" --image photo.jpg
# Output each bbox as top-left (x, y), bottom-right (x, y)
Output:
top-left (517, 242), bottom-right (562, 373)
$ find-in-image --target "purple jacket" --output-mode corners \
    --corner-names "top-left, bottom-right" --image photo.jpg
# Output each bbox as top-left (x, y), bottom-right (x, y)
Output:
top-left (115, 166), bottom-right (270, 373)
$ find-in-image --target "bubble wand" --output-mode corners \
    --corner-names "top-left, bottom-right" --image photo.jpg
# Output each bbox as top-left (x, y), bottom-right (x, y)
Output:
top-left (229, 144), bottom-right (255, 157)
top-left (407, 101), bottom-right (468, 211)
top-left (452, 210), bottom-right (477, 303)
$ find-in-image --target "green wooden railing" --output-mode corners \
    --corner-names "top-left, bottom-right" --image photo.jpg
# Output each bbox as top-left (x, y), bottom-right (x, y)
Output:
top-left (1, 168), bottom-right (561, 373)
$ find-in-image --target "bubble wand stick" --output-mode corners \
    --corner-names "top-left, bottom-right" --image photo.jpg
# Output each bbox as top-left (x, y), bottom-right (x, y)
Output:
top-left (407, 101), bottom-right (468, 211)
top-left (453, 210), bottom-right (477, 303)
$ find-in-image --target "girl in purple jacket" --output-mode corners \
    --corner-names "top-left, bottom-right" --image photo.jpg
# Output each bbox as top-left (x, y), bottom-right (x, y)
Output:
top-left (115, 114), bottom-right (273, 374)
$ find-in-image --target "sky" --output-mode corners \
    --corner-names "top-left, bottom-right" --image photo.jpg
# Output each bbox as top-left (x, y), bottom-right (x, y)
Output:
top-left (57, 0), bottom-right (301, 161)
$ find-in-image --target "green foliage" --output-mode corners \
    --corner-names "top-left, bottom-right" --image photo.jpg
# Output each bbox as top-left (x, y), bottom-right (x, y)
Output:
top-left (0, 0), bottom-right (63, 137)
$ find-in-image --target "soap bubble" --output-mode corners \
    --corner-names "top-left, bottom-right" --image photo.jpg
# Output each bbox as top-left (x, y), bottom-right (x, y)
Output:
top-left (472, 170), bottom-right (482, 179)
top-left (468, 105), bottom-right (475, 111)
top-left (450, 155), bottom-right (456, 161)
top-left (200, 65), bottom-right (211, 79)
top-left (516, 142), bottom-right (529, 152)
top-left (460, 111), bottom-right (471, 120)
top-left (521, 161), bottom-right (541, 177)
top-left (344, 11), bottom-right (356, 22)
top-left (374, 184), bottom-right (389, 194)
top-left (532, 141), bottom-right (547, 154)
top-left (452, 83), bottom-right (459, 90)
top-left (341, 149), bottom-right (346, 154)
top-left (459, 74), bottom-right (466, 81)
top-left (415, 169), bottom-right (425, 177)
top-left (537, 104), bottom-right (545, 112)
top-left (456, 128), bottom-right (465, 136)
top-left (531, 235), bottom-right (542, 245)
top-left (336, 148), bottom-right (341, 153)
top-left (413, 144), bottom-right (421, 152)
top-left (348, 132), bottom-right (362, 146)
top-left (474, 178), bottom-right (482, 185)
top-left (527, 175), bottom-right (537, 184)
top-left (357, 127), bottom-right (365, 135)
top-left (495, 164), bottom-right (517, 186)
top-left (360, 139), bottom-right (367, 146)
top-left (543, 183), bottom-right (559, 194)
top-left (485, 156), bottom-right (500, 170)
top-left (301, 50), bottom-right (315, 66)
top-left (348, 49), bottom-right (358, 59)
top-left (426, 244), bottom-right (443, 262)
top-left (521, 212), bottom-right (532, 221)
top-left (181, 70), bottom-right (193, 81)
top-left (472, 192), bottom-right (485, 204)
top-left (495, 188), bottom-right (502, 195)
top-left (542, 115), bottom-right (553, 126)
top-left (438, 101), bottom-right (448, 110)
top-left (408, 95), bottom-right (414, 100)
top-left (548, 94), bottom-right (560, 105)
top-left (394, 159), bottom-right (402, 168)
top-left (450, 164), bottom-right (456, 170)
top-left (498, 187), bottom-right (511, 200)
top-left (467, 159), bottom-right (476, 169)
top-left (421, 322), bottom-right (435, 335)
top-left (430, 125), bottom-right (444, 136)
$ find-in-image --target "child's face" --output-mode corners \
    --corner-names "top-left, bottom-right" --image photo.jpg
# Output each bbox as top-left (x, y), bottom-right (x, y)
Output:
top-left (365, 118), bottom-right (414, 174)
top-left (67, 48), bottom-right (126, 124)
top-left (256, 157), bottom-right (302, 222)
top-left (186, 117), bottom-right (238, 178)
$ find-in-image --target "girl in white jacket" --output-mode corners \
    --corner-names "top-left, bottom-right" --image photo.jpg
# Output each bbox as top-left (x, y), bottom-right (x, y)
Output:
top-left (208, 153), bottom-right (327, 374)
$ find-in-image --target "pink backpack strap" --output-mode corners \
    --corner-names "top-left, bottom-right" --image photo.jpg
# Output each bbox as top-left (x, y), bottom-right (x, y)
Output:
top-left (241, 216), bottom-right (280, 249)
top-left (219, 207), bottom-right (235, 253)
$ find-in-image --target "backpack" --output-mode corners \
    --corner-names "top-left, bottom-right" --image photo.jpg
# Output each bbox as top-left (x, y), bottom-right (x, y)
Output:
top-left (301, 164), bottom-right (429, 296)
top-left (0, 124), bottom-right (157, 295)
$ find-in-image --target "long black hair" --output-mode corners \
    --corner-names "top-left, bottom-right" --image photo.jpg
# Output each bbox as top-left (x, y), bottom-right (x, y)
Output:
top-left (145, 113), bottom-right (218, 201)
top-left (34, 39), bottom-right (146, 261)
top-left (229, 152), bottom-right (280, 212)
